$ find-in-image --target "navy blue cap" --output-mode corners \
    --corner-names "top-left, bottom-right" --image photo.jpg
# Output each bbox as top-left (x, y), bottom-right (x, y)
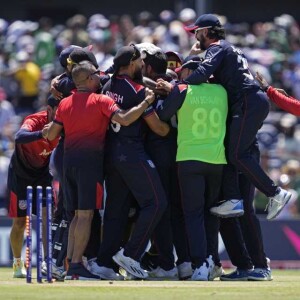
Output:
top-left (113, 45), bottom-right (144, 68)
top-left (59, 45), bottom-right (81, 68)
top-left (184, 14), bottom-right (222, 33)
top-left (175, 55), bottom-right (202, 73)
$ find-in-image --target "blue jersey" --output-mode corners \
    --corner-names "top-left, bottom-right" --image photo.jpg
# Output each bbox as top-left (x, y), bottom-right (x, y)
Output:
top-left (102, 75), bottom-right (154, 162)
top-left (185, 40), bottom-right (260, 108)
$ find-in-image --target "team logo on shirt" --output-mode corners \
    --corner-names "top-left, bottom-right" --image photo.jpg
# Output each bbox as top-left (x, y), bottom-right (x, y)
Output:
top-left (19, 200), bottom-right (27, 210)
top-left (39, 149), bottom-right (52, 157)
top-left (147, 160), bottom-right (156, 168)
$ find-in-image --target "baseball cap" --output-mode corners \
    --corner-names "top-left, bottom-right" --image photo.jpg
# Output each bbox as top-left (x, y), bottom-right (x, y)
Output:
top-left (165, 51), bottom-right (183, 63)
top-left (175, 55), bottom-right (202, 73)
top-left (113, 45), bottom-right (145, 68)
top-left (69, 48), bottom-right (99, 68)
top-left (59, 45), bottom-right (81, 68)
top-left (135, 43), bottom-right (163, 56)
top-left (184, 14), bottom-right (222, 33)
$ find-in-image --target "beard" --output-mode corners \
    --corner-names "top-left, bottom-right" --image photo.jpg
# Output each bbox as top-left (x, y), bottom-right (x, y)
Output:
top-left (199, 35), bottom-right (207, 50)
top-left (133, 68), bottom-right (143, 83)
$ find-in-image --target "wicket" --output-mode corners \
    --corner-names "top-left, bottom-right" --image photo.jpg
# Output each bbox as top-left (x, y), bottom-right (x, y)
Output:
top-left (25, 186), bottom-right (53, 283)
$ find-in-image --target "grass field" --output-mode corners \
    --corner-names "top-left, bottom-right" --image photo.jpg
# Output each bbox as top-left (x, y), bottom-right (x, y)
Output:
top-left (1, 268), bottom-right (300, 300)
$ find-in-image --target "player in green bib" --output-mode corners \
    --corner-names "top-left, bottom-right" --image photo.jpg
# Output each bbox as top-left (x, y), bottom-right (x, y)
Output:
top-left (156, 76), bottom-right (228, 281)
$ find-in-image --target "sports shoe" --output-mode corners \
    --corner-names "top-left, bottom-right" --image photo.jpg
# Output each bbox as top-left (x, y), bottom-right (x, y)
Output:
top-left (148, 266), bottom-right (178, 280)
top-left (191, 262), bottom-right (209, 281)
top-left (65, 263), bottom-right (101, 280)
top-left (210, 200), bottom-right (244, 218)
top-left (209, 265), bottom-right (225, 280)
top-left (248, 268), bottom-right (273, 281)
top-left (87, 259), bottom-right (124, 280)
top-left (41, 260), bottom-right (47, 276)
top-left (52, 262), bottom-right (66, 281)
top-left (206, 255), bottom-right (225, 281)
top-left (266, 188), bottom-right (292, 220)
top-left (113, 248), bottom-right (148, 279)
top-left (177, 262), bottom-right (193, 280)
top-left (140, 251), bottom-right (159, 271)
top-left (119, 267), bottom-right (138, 280)
top-left (12, 258), bottom-right (26, 278)
top-left (220, 268), bottom-right (252, 281)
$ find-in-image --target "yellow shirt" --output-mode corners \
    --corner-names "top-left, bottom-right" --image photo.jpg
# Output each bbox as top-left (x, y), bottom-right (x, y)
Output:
top-left (15, 62), bottom-right (41, 96)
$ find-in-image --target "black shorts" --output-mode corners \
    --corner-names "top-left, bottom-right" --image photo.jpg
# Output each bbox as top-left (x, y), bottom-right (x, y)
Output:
top-left (7, 167), bottom-right (52, 218)
top-left (64, 166), bottom-right (103, 211)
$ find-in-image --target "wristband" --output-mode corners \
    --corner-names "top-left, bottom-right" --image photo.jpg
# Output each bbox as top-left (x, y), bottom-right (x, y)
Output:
top-left (144, 99), bottom-right (151, 107)
top-left (262, 85), bottom-right (270, 92)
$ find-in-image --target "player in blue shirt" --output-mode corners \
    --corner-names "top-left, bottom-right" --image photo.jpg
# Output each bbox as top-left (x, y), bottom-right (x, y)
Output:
top-left (184, 14), bottom-right (291, 221)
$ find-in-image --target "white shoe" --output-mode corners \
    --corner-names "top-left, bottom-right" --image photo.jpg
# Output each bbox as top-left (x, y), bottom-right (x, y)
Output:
top-left (52, 262), bottom-right (66, 281)
top-left (177, 262), bottom-right (193, 280)
top-left (266, 188), bottom-right (292, 220)
top-left (41, 260), bottom-right (47, 276)
top-left (87, 259), bottom-right (124, 280)
top-left (13, 258), bottom-right (26, 278)
top-left (113, 248), bottom-right (148, 279)
top-left (191, 262), bottom-right (209, 281)
top-left (119, 267), bottom-right (138, 280)
top-left (148, 266), bottom-right (178, 280)
top-left (210, 200), bottom-right (244, 218)
top-left (206, 255), bottom-right (224, 280)
top-left (209, 265), bottom-right (225, 280)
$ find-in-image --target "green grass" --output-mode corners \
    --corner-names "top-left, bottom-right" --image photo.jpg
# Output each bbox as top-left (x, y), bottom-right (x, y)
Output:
top-left (1, 268), bottom-right (300, 300)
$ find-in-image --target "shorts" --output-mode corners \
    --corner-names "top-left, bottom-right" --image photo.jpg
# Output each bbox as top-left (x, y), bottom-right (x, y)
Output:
top-left (7, 167), bottom-right (53, 218)
top-left (64, 166), bottom-right (103, 211)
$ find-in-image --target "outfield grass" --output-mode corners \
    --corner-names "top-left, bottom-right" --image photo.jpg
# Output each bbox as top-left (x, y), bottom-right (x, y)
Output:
top-left (1, 268), bottom-right (299, 300)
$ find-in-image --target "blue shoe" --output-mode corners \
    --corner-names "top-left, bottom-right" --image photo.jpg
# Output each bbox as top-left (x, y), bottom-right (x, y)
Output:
top-left (220, 268), bottom-right (251, 281)
top-left (248, 268), bottom-right (273, 281)
top-left (210, 200), bottom-right (244, 218)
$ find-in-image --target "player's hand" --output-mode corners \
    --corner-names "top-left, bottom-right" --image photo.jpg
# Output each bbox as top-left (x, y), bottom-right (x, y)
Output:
top-left (144, 88), bottom-right (155, 105)
top-left (156, 78), bottom-right (173, 93)
top-left (50, 76), bottom-right (63, 100)
top-left (42, 123), bottom-right (52, 139)
top-left (275, 88), bottom-right (289, 96)
top-left (190, 42), bottom-right (205, 55)
top-left (255, 72), bottom-right (270, 91)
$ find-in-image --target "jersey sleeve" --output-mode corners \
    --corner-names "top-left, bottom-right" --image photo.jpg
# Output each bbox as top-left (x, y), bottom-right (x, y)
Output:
top-left (53, 104), bottom-right (64, 126)
top-left (267, 86), bottom-right (300, 116)
top-left (157, 84), bottom-right (188, 121)
top-left (99, 95), bottom-right (120, 118)
top-left (21, 116), bottom-right (41, 132)
top-left (184, 44), bottom-right (225, 84)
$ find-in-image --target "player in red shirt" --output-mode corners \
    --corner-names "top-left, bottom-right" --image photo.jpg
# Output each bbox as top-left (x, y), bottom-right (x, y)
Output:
top-left (8, 96), bottom-right (59, 278)
top-left (46, 60), bottom-right (155, 280)
top-left (256, 71), bottom-right (300, 116)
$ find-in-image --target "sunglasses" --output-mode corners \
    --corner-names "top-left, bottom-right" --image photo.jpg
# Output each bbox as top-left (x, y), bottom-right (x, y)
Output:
top-left (167, 60), bottom-right (182, 69)
top-left (194, 26), bottom-right (212, 35)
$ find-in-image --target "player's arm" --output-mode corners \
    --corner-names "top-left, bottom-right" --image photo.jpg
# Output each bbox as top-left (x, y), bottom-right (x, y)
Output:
top-left (143, 112), bottom-right (170, 137)
top-left (15, 128), bottom-right (43, 144)
top-left (46, 121), bottom-right (63, 141)
top-left (184, 45), bottom-right (224, 84)
top-left (256, 71), bottom-right (300, 116)
top-left (111, 88), bottom-right (155, 126)
top-left (157, 84), bottom-right (188, 121)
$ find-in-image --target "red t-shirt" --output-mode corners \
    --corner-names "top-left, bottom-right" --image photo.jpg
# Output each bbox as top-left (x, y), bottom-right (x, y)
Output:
top-left (54, 92), bottom-right (119, 166)
top-left (267, 86), bottom-right (300, 116)
top-left (13, 111), bottom-right (59, 179)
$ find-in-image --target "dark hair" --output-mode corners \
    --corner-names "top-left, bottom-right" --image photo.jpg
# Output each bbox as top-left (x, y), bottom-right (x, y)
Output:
top-left (143, 52), bottom-right (167, 75)
top-left (207, 26), bottom-right (226, 40)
